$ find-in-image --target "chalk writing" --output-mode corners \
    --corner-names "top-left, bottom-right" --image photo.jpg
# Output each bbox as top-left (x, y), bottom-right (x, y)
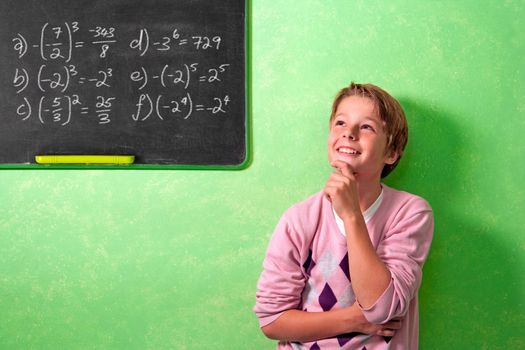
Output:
top-left (11, 21), bottom-right (232, 126)
top-left (130, 28), bottom-right (222, 56)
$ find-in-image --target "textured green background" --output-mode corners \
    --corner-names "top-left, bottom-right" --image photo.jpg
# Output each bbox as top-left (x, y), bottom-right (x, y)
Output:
top-left (1, 1), bottom-right (524, 349)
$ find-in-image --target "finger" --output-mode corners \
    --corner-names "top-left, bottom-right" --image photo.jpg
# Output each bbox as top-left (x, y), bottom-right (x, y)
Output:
top-left (377, 329), bottom-right (396, 337)
top-left (386, 317), bottom-right (403, 324)
top-left (329, 172), bottom-right (348, 181)
top-left (327, 174), bottom-right (348, 187)
top-left (323, 183), bottom-right (347, 198)
top-left (323, 185), bottom-right (340, 199)
top-left (331, 160), bottom-right (350, 175)
top-left (325, 177), bottom-right (348, 192)
top-left (323, 183), bottom-right (348, 205)
top-left (323, 186), bottom-right (336, 202)
top-left (383, 320), bottom-right (402, 330)
top-left (331, 160), bottom-right (354, 178)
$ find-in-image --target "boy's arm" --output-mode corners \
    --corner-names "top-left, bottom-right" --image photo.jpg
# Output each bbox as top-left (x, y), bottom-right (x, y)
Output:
top-left (254, 211), bottom-right (309, 328)
top-left (343, 212), bottom-right (391, 308)
top-left (262, 303), bottom-right (400, 343)
top-left (324, 161), bottom-right (392, 308)
top-left (324, 161), bottom-right (434, 323)
top-left (357, 208), bottom-right (433, 323)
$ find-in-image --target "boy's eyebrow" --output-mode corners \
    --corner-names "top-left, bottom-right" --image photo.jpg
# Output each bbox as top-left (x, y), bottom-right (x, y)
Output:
top-left (334, 114), bottom-right (381, 124)
top-left (362, 116), bottom-right (382, 124)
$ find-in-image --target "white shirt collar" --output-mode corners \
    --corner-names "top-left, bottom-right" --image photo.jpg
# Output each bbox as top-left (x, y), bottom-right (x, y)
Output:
top-left (332, 188), bottom-right (384, 236)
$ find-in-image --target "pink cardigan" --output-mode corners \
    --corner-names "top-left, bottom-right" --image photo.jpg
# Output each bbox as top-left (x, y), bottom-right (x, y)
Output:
top-left (254, 184), bottom-right (434, 349)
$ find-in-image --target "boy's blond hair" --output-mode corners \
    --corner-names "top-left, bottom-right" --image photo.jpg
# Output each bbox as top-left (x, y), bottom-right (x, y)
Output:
top-left (330, 82), bottom-right (408, 178)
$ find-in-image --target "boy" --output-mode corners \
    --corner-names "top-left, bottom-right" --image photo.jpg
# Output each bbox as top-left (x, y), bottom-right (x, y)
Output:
top-left (254, 83), bottom-right (434, 349)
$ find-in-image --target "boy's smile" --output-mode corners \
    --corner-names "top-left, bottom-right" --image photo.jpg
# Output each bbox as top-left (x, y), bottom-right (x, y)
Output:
top-left (337, 146), bottom-right (360, 155)
top-left (328, 96), bottom-right (397, 179)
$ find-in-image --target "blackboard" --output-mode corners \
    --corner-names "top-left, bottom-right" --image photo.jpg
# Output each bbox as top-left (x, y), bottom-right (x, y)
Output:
top-left (0, 0), bottom-right (247, 168)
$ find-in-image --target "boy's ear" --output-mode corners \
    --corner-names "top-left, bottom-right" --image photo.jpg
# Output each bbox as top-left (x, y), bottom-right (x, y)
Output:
top-left (384, 150), bottom-right (399, 165)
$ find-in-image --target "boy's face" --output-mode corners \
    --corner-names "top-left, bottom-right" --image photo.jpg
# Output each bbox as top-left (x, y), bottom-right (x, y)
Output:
top-left (328, 96), bottom-right (397, 180)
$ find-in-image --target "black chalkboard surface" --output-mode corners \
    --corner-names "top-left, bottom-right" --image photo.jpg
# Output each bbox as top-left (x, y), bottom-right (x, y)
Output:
top-left (0, 0), bottom-right (247, 168)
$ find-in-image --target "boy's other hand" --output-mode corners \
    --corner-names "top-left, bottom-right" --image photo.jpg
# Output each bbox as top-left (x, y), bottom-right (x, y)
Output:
top-left (346, 303), bottom-right (402, 337)
top-left (324, 160), bottom-right (361, 220)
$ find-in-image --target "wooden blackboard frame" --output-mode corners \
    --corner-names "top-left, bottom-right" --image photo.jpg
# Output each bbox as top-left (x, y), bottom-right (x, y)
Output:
top-left (0, 0), bottom-right (251, 170)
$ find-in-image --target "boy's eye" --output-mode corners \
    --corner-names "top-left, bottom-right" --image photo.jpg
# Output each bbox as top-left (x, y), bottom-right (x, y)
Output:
top-left (335, 120), bottom-right (345, 126)
top-left (361, 124), bottom-right (375, 131)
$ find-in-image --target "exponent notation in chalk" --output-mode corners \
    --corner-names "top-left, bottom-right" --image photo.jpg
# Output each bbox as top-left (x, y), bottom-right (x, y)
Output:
top-left (12, 23), bottom-right (224, 62)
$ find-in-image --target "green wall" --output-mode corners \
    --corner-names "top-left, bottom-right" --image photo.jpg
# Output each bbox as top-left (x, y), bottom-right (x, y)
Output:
top-left (1, 1), bottom-right (524, 348)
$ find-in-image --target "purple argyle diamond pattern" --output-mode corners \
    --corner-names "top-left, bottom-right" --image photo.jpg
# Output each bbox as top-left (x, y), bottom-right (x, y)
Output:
top-left (339, 253), bottom-right (350, 281)
top-left (318, 283), bottom-right (337, 311)
top-left (383, 335), bottom-right (392, 343)
top-left (310, 343), bottom-right (320, 350)
top-left (303, 249), bottom-right (316, 276)
top-left (336, 332), bottom-right (360, 347)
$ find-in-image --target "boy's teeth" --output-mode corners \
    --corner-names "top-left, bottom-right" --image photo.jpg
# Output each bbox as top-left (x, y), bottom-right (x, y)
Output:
top-left (339, 148), bottom-right (358, 154)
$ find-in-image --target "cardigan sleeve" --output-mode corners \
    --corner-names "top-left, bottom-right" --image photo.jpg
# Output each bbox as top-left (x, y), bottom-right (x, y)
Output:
top-left (253, 210), bottom-right (309, 328)
top-left (360, 199), bottom-right (434, 324)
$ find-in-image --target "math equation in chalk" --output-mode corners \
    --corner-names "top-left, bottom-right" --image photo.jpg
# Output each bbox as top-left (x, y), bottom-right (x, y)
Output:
top-left (10, 21), bottom-right (235, 126)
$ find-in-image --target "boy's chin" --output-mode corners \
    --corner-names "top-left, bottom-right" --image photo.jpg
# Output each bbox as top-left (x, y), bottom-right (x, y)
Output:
top-left (330, 157), bottom-right (354, 166)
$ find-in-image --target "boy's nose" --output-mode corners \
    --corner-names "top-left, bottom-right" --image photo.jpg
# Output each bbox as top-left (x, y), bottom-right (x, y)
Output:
top-left (343, 129), bottom-right (357, 140)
